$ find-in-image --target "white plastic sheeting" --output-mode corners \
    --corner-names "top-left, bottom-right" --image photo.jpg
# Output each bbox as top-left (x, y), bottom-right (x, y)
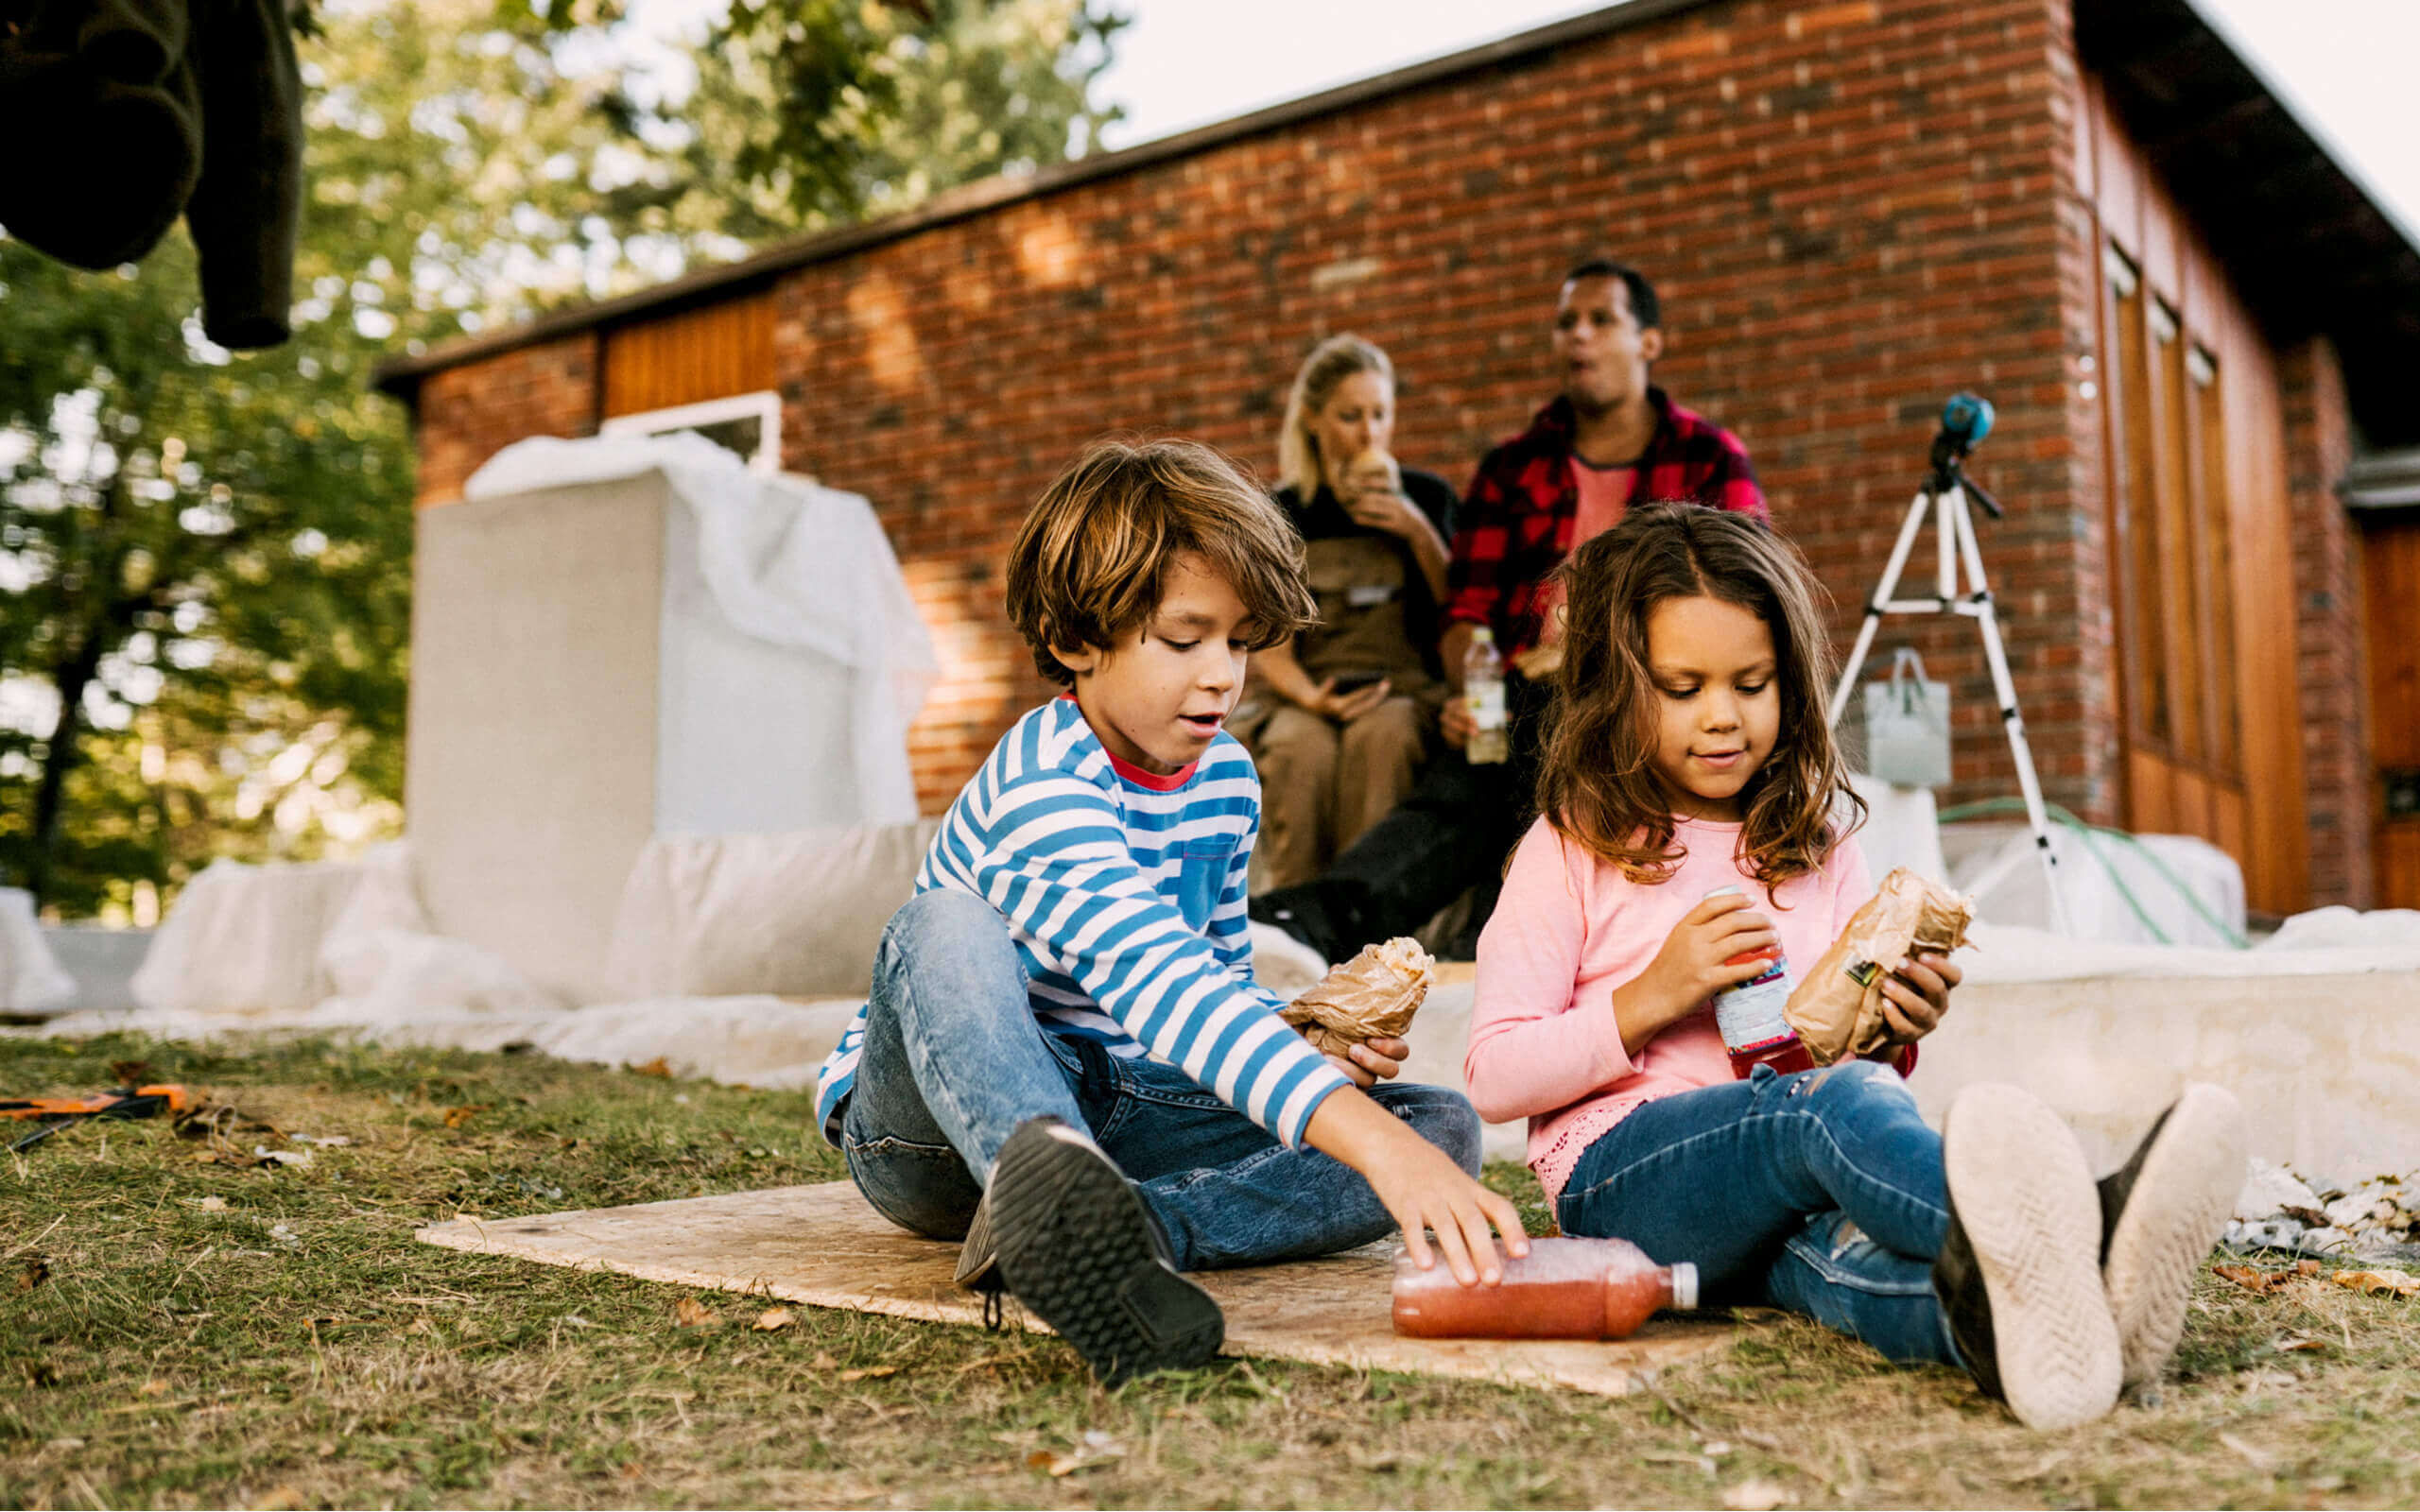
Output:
top-left (130, 857), bottom-right (371, 1014)
top-left (0, 887), bottom-right (73, 1014)
top-left (463, 432), bottom-right (937, 826)
top-left (606, 822), bottom-right (941, 1001)
top-left (318, 846), bottom-right (562, 1022)
top-left (1960, 907), bottom-right (2420, 985)
top-left (1945, 821), bottom-right (2246, 949)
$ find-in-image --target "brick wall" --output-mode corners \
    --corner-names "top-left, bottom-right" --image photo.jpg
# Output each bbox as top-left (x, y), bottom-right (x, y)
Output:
top-left (745, 0), bottom-right (2102, 816)
top-left (412, 333), bottom-right (599, 504)
top-left (2281, 336), bottom-right (2372, 907)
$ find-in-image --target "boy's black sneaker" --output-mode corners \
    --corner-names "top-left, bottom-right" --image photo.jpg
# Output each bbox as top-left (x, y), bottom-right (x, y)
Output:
top-left (983, 1116), bottom-right (1224, 1386)
top-left (1933, 1083), bottom-right (2121, 1431)
top-left (2097, 1082), bottom-right (2247, 1388)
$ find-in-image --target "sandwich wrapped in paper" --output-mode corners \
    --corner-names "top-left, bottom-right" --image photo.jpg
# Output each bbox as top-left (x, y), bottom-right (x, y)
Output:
top-left (1282, 936), bottom-right (1435, 1057)
top-left (1783, 868), bottom-right (1974, 1065)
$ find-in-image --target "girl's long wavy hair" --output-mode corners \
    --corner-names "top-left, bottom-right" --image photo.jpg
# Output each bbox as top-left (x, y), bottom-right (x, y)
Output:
top-left (1534, 503), bottom-right (1864, 889)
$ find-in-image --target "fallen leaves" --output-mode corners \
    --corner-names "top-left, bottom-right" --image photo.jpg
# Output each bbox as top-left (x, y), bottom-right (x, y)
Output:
top-left (16, 1256), bottom-right (49, 1294)
top-left (2215, 1259), bottom-right (2417, 1298)
top-left (673, 1297), bottom-right (719, 1330)
top-left (2330, 1267), bottom-right (2420, 1297)
top-left (2215, 1259), bottom-right (2323, 1295)
top-left (838, 1366), bottom-right (899, 1383)
top-left (195, 1195), bottom-right (229, 1211)
top-left (752, 1308), bottom-right (795, 1332)
top-left (631, 1058), bottom-right (673, 1079)
top-left (440, 1105), bottom-right (489, 1129)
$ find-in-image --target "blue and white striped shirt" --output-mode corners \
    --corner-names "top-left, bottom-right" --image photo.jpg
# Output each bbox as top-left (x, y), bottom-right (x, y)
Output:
top-left (814, 697), bottom-right (1350, 1149)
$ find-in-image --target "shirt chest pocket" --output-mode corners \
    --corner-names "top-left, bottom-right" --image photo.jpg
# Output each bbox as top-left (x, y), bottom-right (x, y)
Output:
top-left (1175, 836), bottom-right (1236, 931)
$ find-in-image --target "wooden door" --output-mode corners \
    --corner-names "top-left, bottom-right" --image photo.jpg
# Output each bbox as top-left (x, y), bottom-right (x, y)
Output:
top-left (2365, 513), bottom-right (2420, 907)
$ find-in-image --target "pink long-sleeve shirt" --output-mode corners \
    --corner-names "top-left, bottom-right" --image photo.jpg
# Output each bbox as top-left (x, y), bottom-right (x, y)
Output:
top-left (1464, 815), bottom-right (1876, 1205)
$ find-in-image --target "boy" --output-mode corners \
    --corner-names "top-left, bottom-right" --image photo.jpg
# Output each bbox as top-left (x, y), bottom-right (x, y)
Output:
top-left (814, 438), bottom-right (1526, 1384)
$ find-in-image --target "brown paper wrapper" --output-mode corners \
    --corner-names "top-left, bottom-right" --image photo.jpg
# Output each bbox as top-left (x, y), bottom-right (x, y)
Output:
top-left (1282, 936), bottom-right (1435, 1057)
top-left (1783, 868), bottom-right (1974, 1065)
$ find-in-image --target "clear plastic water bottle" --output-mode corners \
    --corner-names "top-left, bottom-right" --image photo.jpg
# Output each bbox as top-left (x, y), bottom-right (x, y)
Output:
top-left (1463, 627), bottom-right (1509, 765)
top-left (1704, 885), bottom-right (1814, 1078)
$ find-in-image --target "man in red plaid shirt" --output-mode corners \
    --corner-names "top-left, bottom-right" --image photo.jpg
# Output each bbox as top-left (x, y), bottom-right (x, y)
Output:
top-left (1255, 259), bottom-right (1766, 960)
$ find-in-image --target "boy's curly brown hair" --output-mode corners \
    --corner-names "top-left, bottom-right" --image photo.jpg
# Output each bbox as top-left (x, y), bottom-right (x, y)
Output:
top-left (1534, 502), bottom-right (1864, 889)
top-left (1006, 438), bottom-right (1317, 685)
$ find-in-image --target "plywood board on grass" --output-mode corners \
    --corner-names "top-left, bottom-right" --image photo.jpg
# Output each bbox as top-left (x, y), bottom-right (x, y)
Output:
top-left (417, 1180), bottom-right (1736, 1397)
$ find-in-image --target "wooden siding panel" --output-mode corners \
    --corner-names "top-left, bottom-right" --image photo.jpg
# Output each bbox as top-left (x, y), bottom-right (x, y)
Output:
top-left (602, 294), bottom-right (777, 419)
top-left (2367, 516), bottom-right (2420, 908)
top-left (2092, 98), bottom-right (2303, 910)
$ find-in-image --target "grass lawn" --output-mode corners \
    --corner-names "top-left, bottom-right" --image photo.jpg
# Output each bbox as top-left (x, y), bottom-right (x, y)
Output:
top-left (3, 1032), bottom-right (2416, 1510)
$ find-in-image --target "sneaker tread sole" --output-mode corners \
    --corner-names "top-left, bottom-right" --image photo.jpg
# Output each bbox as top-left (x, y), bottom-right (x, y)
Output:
top-left (2103, 1083), bottom-right (2247, 1387)
top-left (1945, 1083), bottom-right (2122, 1431)
top-left (989, 1124), bottom-right (1223, 1386)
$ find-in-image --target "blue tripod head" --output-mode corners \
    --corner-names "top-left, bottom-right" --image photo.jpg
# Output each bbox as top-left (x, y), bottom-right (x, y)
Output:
top-left (1927, 391), bottom-right (2002, 516)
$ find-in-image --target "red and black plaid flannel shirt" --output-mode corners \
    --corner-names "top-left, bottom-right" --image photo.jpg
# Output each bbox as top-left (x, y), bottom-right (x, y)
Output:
top-left (1444, 388), bottom-right (1767, 656)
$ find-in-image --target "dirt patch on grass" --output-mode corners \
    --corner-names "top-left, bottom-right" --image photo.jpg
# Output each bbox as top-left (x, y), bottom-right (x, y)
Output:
top-left (5, 1033), bottom-right (2416, 1508)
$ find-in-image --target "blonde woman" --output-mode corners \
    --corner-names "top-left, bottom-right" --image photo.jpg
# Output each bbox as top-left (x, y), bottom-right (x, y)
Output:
top-left (1237, 335), bottom-right (1457, 891)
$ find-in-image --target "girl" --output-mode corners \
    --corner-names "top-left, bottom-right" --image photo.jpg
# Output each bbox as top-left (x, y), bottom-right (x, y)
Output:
top-left (1463, 504), bottom-right (2246, 1431)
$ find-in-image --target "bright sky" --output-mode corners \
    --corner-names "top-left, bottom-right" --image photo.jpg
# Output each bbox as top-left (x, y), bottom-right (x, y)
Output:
top-left (1089, 0), bottom-right (2420, 243)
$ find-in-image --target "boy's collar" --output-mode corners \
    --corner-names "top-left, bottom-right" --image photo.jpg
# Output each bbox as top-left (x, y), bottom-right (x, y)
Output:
top-left (1058, 693), bottom-right (1200, 790)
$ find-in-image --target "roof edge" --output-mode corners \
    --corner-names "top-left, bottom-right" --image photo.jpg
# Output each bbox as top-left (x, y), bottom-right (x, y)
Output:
top-left (372, 0), bottom-right (1717, 398)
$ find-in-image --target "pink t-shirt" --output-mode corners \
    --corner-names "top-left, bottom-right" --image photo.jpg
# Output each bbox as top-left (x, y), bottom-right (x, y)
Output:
top-left (1464, 816), bottom-right (1875, 1204)
top-left (1569, 456), bottom-right (1635, 546)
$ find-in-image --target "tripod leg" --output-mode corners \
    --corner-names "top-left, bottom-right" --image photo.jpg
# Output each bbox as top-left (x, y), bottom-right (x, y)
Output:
top-left (1952, 489), bottom-right (2070, 934)
top-left (1827, 490), bottom-right (1935, 729)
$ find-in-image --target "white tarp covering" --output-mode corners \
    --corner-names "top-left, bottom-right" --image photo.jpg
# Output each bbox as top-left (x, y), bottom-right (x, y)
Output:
top-left (130, 857), bottom-right (371, 1014)
top-left (1945, 821), bottom-right (2247, 950)
top-left (463, 432), bottom-right (937, 826)
top-left (0, 886), bottom-right (73, 1014)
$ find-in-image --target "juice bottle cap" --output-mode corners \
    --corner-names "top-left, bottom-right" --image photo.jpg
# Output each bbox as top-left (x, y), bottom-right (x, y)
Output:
top-left (1668, 1262), bottom-right (1699, 1311)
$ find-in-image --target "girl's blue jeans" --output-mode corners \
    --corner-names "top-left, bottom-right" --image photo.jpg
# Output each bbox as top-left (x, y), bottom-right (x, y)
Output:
top-left (838, 889), bottom-right (1481, 1272)
top-left (1555, 1060), bottom-right (1962, 1365)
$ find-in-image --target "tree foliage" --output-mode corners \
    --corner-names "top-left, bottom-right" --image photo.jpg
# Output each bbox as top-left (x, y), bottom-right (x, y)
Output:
top-left (1, 0), bottom-right (1125, 917)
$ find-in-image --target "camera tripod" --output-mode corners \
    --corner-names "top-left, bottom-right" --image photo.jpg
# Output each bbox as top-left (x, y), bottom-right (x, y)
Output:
top-left (1826, 394), bottom-right (2067, 931)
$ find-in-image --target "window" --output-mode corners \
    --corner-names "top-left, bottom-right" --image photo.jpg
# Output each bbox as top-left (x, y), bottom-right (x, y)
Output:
top-left (599, 390), bottom-right (782, 473)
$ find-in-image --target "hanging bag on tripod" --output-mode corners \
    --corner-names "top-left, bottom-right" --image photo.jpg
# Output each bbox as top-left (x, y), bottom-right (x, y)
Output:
top-left (1863, 647), bottom-right (1952, 788)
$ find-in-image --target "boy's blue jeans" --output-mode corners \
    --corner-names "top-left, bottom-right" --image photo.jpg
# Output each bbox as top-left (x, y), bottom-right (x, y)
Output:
top-left (1556, 1060), bottom-right (1962, 1365)
top-left (839, 889), bottom-right (1482, 1272)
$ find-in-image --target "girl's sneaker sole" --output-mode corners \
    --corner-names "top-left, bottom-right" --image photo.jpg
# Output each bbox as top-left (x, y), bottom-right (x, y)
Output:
top-left (2101, 1083), bottom-right (2247, 1387)
top-left (1943, 1083), bottom-right (2122, 1431)
top-left (988, 1119), bottom-right (1224, 1386)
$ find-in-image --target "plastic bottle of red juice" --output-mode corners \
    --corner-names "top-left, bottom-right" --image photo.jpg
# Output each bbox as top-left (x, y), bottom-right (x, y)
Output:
top-left (1704, 885), bottom-right (1814, 1078)
top-left (1391, 1236), bottom-right (1699, 1339)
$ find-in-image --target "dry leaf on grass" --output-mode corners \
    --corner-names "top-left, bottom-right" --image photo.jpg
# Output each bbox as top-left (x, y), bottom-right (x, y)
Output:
top-left (2330, 1267), bottom-right (2420, 1297)
top-left (196, 1195), bottom-right (228, 1211)
top-left (673, 1297), bottom-right (720, 1329)
top-left (838, 1365), bottom-right (898, 1382)
top-left (631, 1058), bottom-right (673, 1079)
top-left (440, 1105), bottom-right (488, 1128)
top-left (752, 1308), bottom-right (795, 1332)
top-left (2214, 1263), bottom-right (2294, 1295)
top-left (1721, 1478), bottom-right (1797, 1510)
top-left (16, 1257), bottom-right (49, 1294)
top-left (1027, 1432), bottom-right (1125, 1477)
